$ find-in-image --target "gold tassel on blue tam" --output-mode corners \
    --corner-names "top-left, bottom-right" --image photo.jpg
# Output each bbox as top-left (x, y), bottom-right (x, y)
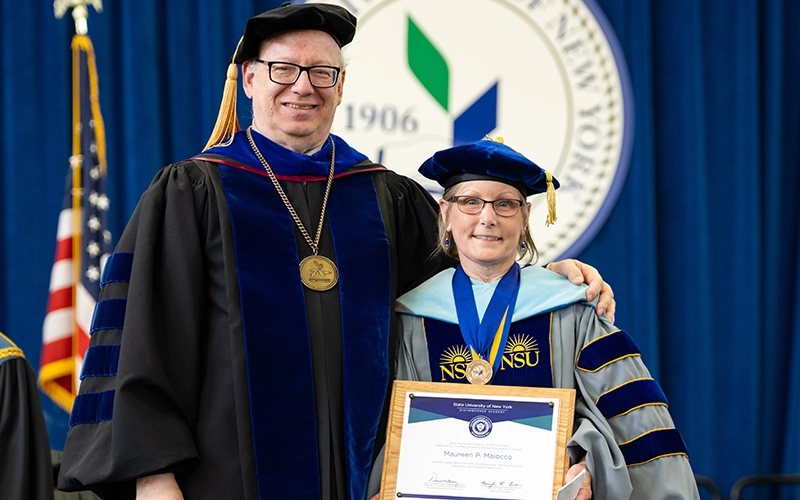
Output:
top-left (545, 171), bottom-right (557, 226)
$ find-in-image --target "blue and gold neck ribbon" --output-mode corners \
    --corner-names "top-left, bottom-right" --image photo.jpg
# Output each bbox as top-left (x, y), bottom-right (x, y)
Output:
top-left (452, 263), bottom-right (521, 378)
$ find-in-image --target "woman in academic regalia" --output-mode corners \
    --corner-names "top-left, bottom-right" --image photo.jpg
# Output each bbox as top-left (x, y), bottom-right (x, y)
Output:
top-left (368, 138), bottom-right (700, 500)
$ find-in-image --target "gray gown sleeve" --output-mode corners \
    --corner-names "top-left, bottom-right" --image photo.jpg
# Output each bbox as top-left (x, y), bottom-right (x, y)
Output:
top-left (552, 302), bottom-right (700, 500)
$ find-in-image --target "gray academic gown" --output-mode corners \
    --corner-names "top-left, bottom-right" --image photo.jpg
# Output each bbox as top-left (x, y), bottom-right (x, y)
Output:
top-left (368, 265), bottom-right (700, 500)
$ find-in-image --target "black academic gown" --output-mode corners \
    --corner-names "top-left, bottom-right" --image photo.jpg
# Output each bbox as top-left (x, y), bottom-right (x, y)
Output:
top-left (0, 333), bottom-right (54, 500)
top-left (58, 131), bottom-right (444, 500)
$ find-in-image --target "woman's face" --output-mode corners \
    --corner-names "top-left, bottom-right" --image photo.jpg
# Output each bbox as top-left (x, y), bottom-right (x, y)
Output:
top-left (440, 180), bottom-right (530, 278)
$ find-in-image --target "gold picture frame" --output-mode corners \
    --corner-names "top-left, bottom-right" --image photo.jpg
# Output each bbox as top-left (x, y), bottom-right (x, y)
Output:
top-left (380, 380), bottom-right (576, 500)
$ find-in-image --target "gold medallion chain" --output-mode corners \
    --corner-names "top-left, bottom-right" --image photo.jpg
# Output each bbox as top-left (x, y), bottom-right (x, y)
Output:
top-left (246, 127), bottom-right (335, 255)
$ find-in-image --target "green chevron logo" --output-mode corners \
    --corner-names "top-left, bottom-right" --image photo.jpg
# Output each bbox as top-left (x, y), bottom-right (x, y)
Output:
top-left (407, 15), bottom-right (498, 144)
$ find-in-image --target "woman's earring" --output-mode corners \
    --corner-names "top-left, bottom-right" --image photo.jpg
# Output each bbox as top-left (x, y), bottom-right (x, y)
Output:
top-left (445, 237), bottom-right (450, 250)
top-left (520, 242), bottom-right (526, 252)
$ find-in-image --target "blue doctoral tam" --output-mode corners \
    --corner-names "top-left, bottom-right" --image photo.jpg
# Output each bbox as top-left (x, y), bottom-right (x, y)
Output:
top-left (418, 139), bottom-right (559, 197)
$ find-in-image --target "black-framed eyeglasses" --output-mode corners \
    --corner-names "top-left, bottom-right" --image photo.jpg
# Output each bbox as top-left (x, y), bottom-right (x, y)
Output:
top-left (253, 59), bottom-right (341, 88)
top-left (449, 196), bottom-right (525, 217)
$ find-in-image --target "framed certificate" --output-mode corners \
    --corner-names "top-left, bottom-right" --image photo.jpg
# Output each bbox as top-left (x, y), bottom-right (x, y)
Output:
top-left (380, 381), bottom-right (576, 500)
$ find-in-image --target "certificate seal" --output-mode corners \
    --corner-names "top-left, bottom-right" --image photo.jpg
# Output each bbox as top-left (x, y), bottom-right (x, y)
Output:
top-left (469, 415), bottom-right (493, 438)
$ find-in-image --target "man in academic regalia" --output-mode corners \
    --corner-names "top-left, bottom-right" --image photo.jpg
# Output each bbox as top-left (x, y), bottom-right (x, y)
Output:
top-left (57, 4), bottom-right (615, 499)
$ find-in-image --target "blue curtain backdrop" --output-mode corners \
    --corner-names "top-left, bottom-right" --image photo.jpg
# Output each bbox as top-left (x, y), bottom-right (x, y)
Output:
top-left (1, 0), bottom-right (798, 496)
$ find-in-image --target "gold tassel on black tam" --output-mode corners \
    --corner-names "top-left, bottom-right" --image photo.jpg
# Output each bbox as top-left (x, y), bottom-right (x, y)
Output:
top-left (204, 37), bottom-right (243, 150)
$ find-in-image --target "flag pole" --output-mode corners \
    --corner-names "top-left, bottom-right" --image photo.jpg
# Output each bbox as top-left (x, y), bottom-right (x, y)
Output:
top-left (40, 0), bottom-right (106, 412)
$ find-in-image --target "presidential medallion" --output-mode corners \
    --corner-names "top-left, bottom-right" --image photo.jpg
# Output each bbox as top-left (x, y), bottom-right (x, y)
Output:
top-left (466, 357), bottom-right (493, 385)
top-left (300, 255), bottom-right (339, 291)
top-left (247, 128), bottom-right (340, 292)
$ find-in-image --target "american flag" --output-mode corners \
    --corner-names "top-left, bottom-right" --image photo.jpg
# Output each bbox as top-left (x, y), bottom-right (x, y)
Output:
top-left (39, 34), bottom-right (111, 413)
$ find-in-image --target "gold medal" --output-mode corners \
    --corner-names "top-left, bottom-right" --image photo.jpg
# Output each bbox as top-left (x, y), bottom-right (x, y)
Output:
top-left (299, 255), bottom-right (339, 291)
top-left (247, 128), bottom-right (339, 292)
top-left (466, 357), bottom-right (493, 385)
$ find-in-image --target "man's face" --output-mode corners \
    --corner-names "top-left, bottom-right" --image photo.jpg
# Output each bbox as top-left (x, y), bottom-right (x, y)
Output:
top-left (242, 29), bottom-right (345, 153)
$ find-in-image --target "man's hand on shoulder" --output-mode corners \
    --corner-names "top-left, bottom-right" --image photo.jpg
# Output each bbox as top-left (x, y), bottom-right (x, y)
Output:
top-left (547, 258), bottom-right (616, 323)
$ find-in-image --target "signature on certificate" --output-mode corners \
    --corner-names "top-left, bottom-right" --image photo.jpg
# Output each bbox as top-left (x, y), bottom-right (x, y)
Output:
top-left (481, 480), bottom-right (525, 491)
top-left (428, 473), bottom-right (459, 484)
top-left (424, 472), bottom-right (466, 489)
